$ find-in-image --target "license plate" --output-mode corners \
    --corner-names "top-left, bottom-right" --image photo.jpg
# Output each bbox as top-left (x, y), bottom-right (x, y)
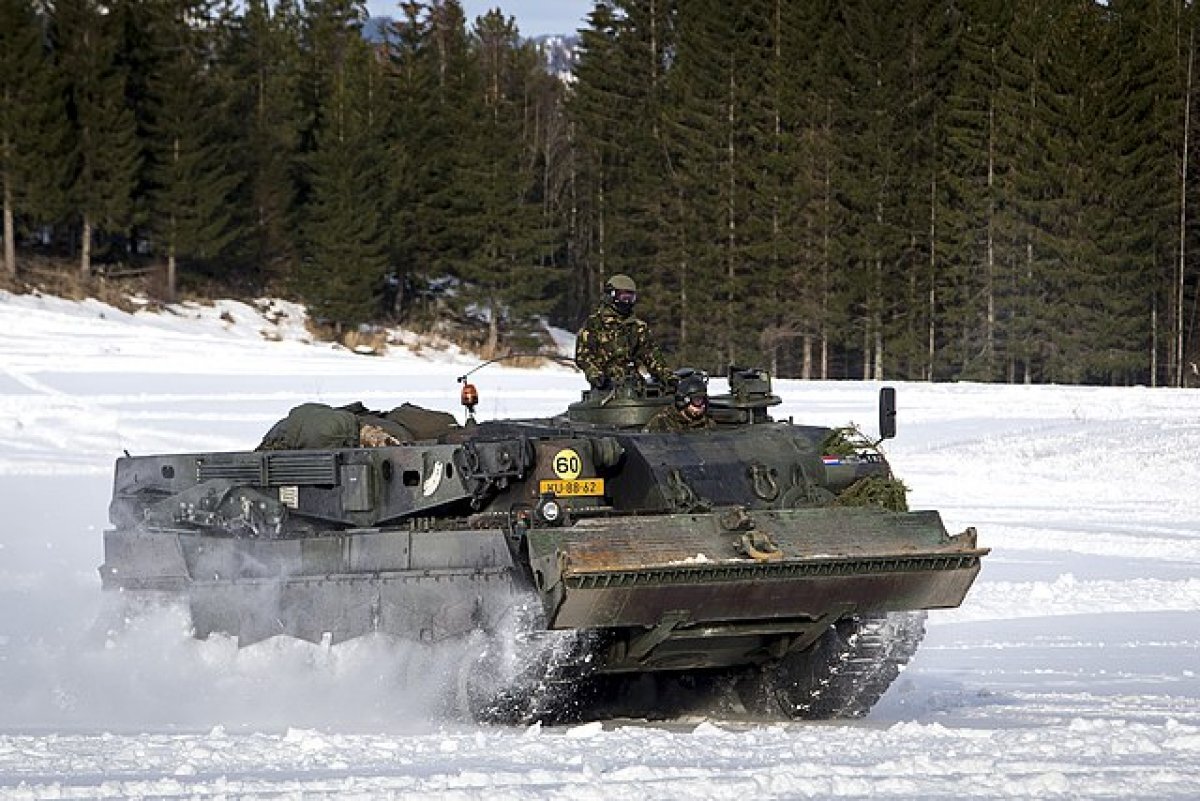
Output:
top-left (539, 478), bottom-right (605, 497)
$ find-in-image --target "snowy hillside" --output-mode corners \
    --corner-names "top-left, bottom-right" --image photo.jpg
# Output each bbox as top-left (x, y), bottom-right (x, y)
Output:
top-left (1, 290), bottom-right (1199, 799)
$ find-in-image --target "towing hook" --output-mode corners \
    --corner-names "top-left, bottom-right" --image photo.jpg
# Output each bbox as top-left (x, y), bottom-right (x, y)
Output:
top-left (738, 531), bottom-right (783, 562)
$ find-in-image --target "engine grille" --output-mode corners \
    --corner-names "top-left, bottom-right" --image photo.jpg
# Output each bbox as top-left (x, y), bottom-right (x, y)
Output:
top-left (197, 453), bottom-right (339, 486)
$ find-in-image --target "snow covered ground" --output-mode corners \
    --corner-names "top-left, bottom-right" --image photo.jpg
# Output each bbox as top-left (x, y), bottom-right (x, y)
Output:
top-left (1, 289), bottom-right (1198, 799)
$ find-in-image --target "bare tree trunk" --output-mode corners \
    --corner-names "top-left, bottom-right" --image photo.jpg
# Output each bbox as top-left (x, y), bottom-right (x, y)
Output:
top-left (679, 195), bottom-right (688, 356)
top-left (1176, 25), bottom-right (1193, 387)
top-left (1151, 302), bottom-right (1158, 387)
top-left (872, 191), bottom-right (884, 380)
top-left (569, 122), bottom-right (580, 320)
top-left (873, 322), bottom-right (883, 380)
top-left (726, 65), bottom-right (737, 370)
top-left (772, 0), bottom-right (784, 376)
top-left (597, 180), bottom-right (606, 286)
top-left (486, 299), bottom-right (500, 359)
top-left (650, 0), bottom-right (659, 89)
top-left (2, 170), bottom-right (15, 277)
top-left (986, 95), bottom-right (997, 377)
top-left (167, 244), bottom-right (177, 303)
top-left (1024, 237), bottom-right (1034, 383)
top-left (862, 325), bottom-right (871, 380)
top-left (167, 136), bottom-right (182, 302)
top-left (927, 173), bottom-right (936, 381)
top-left (821, 102), bottom-right (832, 380)
top-left (81, 213), bottom-right (92, 279)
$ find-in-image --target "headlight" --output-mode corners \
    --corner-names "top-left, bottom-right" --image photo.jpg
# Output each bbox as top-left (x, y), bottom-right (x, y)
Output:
top-left (538, 498), bottom-right (562, 524)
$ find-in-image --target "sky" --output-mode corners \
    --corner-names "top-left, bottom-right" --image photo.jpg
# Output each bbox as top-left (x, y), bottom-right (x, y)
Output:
top-left (1, 290), bottom-right (1200, 798)
top-left (366, 0), bottom-right (594, 37)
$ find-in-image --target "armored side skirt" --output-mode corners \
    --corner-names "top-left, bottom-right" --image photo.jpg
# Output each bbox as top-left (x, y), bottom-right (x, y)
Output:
top-left (101, 528), bottom-right (524, 645)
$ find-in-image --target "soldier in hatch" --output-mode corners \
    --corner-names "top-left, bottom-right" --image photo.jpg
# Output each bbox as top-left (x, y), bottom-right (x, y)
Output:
top-left (575, 274), bottom-right (674, 390)
top-left (645, 374), bottom-right (715, 433)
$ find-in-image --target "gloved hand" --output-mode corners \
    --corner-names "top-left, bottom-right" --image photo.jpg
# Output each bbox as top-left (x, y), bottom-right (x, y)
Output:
top-left (590, 375), bottom-right (613, 391)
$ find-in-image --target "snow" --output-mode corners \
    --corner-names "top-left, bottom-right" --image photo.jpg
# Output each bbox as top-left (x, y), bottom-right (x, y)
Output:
top-left (1, 289), bottom-right (1199, 799)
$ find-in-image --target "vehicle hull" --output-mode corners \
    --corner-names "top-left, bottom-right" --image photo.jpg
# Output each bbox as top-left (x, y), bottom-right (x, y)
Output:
top-left (103, 507), bottom-right (982, 673)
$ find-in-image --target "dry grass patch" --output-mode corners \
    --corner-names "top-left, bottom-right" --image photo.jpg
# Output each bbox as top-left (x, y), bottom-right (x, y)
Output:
top-left (2, 256), bottom-right (163, 313)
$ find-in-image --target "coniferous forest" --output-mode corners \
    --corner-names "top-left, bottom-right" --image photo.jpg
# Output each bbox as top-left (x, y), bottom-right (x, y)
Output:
top-left (2, 0), bottom-right (1199, 385)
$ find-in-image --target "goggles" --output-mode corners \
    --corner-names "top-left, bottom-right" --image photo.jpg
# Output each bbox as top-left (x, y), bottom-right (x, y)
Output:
top-left (685, 394), bottom-right (708, 410)
top-left (611, 289), bottom-right (637, 304)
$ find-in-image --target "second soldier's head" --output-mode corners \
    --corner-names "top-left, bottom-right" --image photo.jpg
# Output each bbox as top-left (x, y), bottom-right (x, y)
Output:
top-left (674, 374), bottom-right (709, 420)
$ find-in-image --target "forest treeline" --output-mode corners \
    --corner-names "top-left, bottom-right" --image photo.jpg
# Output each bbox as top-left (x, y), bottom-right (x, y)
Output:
top-left (2, 0), bottom-right (1199, 385)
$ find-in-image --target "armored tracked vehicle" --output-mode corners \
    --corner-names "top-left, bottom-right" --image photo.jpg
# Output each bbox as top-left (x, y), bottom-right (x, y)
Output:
top-left (102, 368), bottom-right (986, 721)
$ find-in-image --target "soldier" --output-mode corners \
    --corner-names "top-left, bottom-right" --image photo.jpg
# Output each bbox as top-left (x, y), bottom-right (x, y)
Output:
top-left (645, 374), bottom-right (715, 433)
top-left (575, 274), bottom-right (674, 390)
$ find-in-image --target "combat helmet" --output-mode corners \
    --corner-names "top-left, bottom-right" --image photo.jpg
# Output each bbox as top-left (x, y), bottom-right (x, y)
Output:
top-left (604, 274), bottom-right (638, 317)
top-left (674, 373), bottom-right (709, 416)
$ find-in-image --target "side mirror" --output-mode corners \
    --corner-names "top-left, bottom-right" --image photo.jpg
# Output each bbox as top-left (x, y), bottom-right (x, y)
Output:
top-left (879, 387), bottom-right (897, 440)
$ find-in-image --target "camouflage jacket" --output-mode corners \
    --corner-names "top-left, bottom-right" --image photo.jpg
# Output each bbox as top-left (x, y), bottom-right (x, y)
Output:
top-left (643, 406), bottom-right (715, 433)
top-left (575, 305), bottom-right (673, 387)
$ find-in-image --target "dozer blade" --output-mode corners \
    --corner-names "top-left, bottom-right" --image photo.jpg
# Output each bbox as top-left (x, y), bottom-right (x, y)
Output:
top-left (525, 507), bottom-right (987, 631)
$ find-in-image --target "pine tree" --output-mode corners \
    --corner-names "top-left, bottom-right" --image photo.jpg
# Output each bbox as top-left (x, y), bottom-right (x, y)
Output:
top-left (1031, 1), bottom-right (1100, 382)
top-left (567, 1), bottom-right (623, 321)
top-left (108, 0), bottom-right (168, 247)
top-left (720, 0), bottom-right (790, 374)
top-left (570, 1), bottom-right (677, 348)
top-left (990, 0), bottom-right (1060, 383)
top-left (781, 0), bottom-right (853, 379)
top-left (146, 0), bottom-right (240, 300)
top-left (453, 10), bottom-right (557, 356)
top-left (297, 0), bottom-right (390, 329)
top-left (523, 48), bottom-right (574, 328)
top-left (52, 0), bottom-right (141, 278)
top-left (385, 1), bottom-right (461, 317)
top-left (664, 0), bottom-right (744, 371)
top-left (221, 0), bottom-right (306, 287)
top-left (384, 0), bottom-right (480, 305)
top-left (1084, 0), bottom-right (1173, 384)
top-left (883, 0), bottom-right (960, 382)
top-left (1180, 5), bottom-right (1200, 386)
top-left (0, 0), bottom-right (64, 276)
top-left (931, 0), bottom-right (1007, 381)
top-left (827, 0), bottom-right (922, 380)
top-left (754, 0), bottom-right (814, 378)
top-left (1098, 0), bottom-right (1198, 387)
